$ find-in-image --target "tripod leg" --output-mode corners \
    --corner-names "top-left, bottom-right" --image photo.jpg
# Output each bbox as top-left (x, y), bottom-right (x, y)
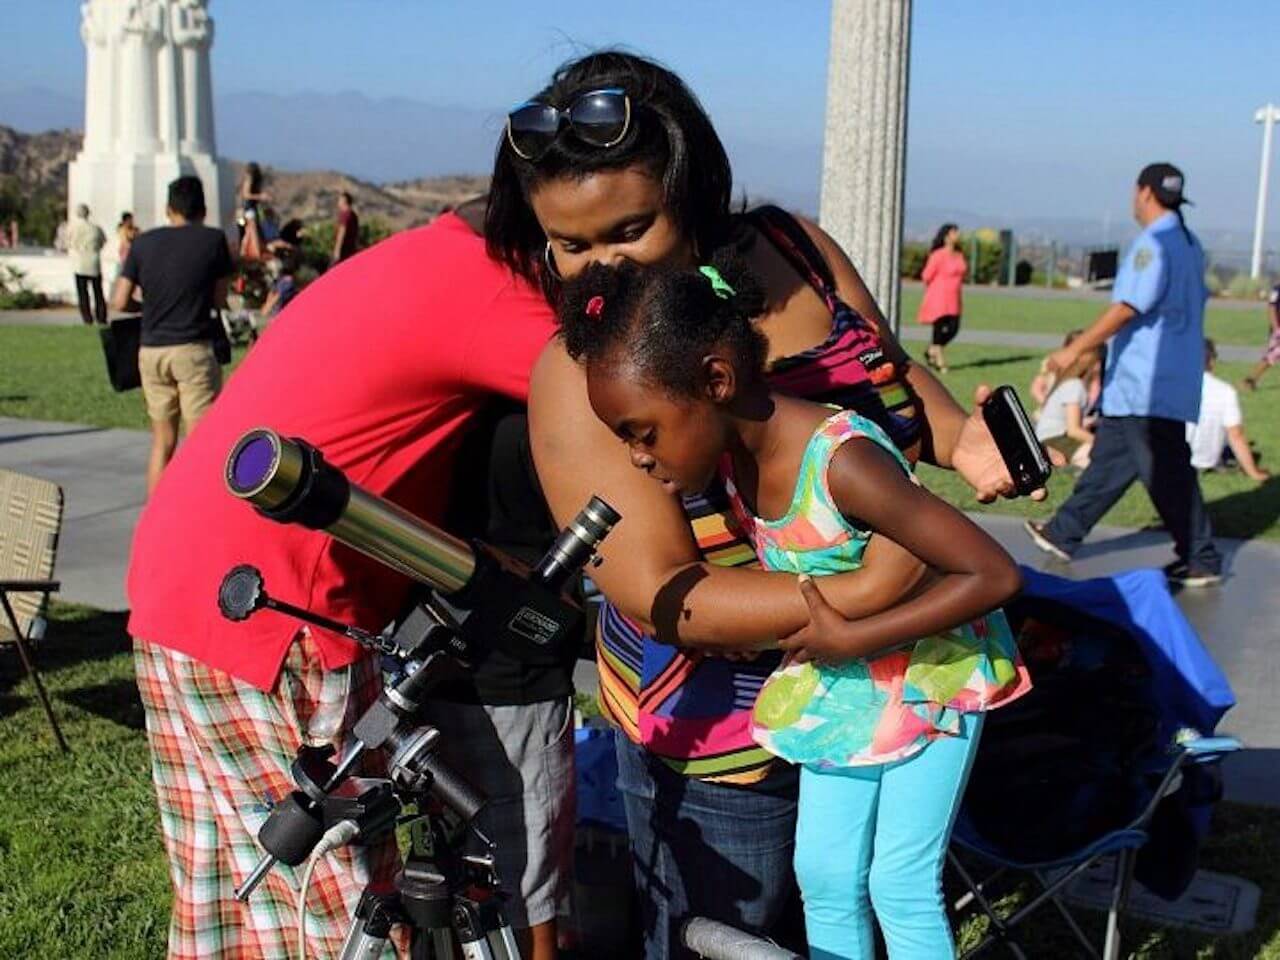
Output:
top-left (426, 928), bottom-right (455, 959)
top-left (487, 925), bottom-right (522, 960)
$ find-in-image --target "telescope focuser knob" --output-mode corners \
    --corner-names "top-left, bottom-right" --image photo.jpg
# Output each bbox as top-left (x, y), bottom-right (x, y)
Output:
top-left (219, 564), bottom-right (267, 622)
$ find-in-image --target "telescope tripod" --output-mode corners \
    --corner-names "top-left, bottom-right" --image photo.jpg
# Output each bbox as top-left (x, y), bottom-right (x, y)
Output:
top-left (338, 804), bottom-right (519, 960)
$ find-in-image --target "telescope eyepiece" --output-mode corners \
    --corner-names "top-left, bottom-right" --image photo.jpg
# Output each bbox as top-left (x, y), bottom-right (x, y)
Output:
top-left (532, 495), bottom-right (622, 593)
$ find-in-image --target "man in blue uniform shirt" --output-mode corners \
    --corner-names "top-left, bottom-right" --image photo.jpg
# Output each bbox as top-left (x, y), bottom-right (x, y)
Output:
top-left (1025, 163), bottom-right (1222, 586)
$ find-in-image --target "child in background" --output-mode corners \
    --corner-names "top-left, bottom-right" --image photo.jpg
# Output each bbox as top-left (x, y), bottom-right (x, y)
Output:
top-left (1035, 346), bottom-right (1103, 469)
top-left (259, 249), bottom-right (299, 322)
top-left (558, 253), bottom-right (1030, 960)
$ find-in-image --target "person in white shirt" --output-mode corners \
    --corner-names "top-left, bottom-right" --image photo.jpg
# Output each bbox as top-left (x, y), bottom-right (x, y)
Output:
top-left (65, 203), bottom-right (107, 325)
top-left (1035, 346), bottom-right (1102, 469)
top-left (1188, 340), bottom-right (1268, 481)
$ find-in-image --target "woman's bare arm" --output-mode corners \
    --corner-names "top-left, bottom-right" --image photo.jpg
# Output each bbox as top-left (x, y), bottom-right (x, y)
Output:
top-left (528, 340), bottom-right (924, 649)
top-left (779, 440), bottom-right (1021, 663)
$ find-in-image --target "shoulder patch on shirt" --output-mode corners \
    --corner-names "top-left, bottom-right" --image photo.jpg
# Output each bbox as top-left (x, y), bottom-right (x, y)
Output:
top-left (1133, 247), bottom-right (1153, 271)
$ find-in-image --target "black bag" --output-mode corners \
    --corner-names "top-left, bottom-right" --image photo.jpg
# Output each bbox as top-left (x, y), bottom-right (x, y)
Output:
top-left (99, 315), bottom-right (142, 392)
top-left (210, 314), bottom-right (232, 365)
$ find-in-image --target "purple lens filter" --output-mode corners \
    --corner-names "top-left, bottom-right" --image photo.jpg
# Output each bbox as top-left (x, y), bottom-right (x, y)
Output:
top-left (231, 434), bottom-right (276, 492)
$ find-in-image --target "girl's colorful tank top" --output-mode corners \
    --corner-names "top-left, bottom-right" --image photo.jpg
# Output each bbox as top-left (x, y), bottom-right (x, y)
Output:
top-left (721, 410), bottom-right (1031, 769)
top-left (594, 206), bottom-right (926, 782)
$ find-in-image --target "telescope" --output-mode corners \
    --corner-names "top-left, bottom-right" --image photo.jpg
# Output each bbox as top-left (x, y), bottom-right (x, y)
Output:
top-left (224, 427), bottom-right (619, 666)
top-left (220, 427), bottom-right (620, 920)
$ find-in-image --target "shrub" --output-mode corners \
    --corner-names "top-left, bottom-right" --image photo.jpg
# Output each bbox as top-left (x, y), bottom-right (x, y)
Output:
top-left (1205, 271), bottom-right (1223, 296)
top-left (1226, 273), bottom-right (1269, 300)
top-left (0, 265), bottom-right (50, 309)
top-left (900, 242), bottom-right (929, 280)
top-left (967, 233), bottom-right (1004, 285)
top-left (300, 216), bottom-right (395, 275)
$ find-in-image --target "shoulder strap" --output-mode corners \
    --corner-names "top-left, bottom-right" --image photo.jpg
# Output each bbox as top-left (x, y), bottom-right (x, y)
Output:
top-left (748, 205), bottom-right (839, 308)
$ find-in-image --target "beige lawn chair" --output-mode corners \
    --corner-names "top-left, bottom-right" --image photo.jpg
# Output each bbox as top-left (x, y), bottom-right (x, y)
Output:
top-left (0, 468), bottom-right (69, 752)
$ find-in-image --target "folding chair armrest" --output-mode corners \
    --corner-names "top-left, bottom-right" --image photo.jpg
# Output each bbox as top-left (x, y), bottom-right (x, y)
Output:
top-left (0, 579), bottom-right (61, 593)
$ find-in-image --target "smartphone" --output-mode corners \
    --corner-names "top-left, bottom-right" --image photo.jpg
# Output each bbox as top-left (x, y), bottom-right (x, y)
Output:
top-left (981, 385), bottom-right (1053, 496)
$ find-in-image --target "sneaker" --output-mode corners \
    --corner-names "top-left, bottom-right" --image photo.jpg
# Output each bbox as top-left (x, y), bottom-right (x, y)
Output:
top-left (1164, 561), bottom-right (1222, 588)
top-left (1023, 520), bottom-right (1072, 562)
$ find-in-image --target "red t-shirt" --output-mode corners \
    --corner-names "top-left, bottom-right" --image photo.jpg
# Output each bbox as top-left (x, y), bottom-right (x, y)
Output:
top-left (126, 213), bottom-right (556, 690)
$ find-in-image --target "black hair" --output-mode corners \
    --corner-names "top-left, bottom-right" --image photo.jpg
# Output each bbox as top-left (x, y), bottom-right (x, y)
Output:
top-left (246, 162), bottom-right (263, 193)
top-left (558, 247), bottom-right (766, 397)
top-left (167, 176), bottom-right (206, 220)
top-left (339, 190), bottom-right (353, 205)
top-left (930, 223), bottom-right (958, 252)
top-left (486, 50), bottom-right (734, 303)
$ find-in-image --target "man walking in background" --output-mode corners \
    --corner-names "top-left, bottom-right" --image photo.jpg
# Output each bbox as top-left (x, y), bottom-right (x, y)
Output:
top-left (1025, 163), bottom-right (1223, 586)
top-left (66, 203), bottom-right (107, 325)
top-left (331, 189), bottom-right (360, 265)
top-left (112, 175), bottom-right (233, 496)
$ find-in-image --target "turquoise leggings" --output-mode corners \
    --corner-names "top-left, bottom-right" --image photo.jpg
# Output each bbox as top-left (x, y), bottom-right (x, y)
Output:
top-left (794, 713), bottom-right (984, 960)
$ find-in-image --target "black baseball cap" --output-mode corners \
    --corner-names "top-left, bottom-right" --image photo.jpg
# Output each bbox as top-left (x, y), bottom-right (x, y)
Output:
top-left (1137, 163), bottom-right (1192, 208)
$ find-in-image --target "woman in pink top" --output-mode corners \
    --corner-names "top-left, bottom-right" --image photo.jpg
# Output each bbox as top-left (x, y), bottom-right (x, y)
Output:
top-left (918, 223), bottom-right (967, 373)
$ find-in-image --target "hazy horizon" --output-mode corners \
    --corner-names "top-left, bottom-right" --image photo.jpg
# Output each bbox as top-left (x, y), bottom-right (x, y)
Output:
top-left (4, 1), bottom-right (1280, 255)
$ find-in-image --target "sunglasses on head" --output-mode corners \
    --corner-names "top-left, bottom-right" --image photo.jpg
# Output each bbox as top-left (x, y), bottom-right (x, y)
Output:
top-left (505, 87), bottom-right (631, 161)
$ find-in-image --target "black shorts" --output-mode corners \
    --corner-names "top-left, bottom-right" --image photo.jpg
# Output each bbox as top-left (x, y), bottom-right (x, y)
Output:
top-left (932, 314), bottom-right (961, 346)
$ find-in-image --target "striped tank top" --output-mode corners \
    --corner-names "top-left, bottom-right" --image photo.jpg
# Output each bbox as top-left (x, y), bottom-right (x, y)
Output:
top-left (594, 206), bottom-right (925, 782)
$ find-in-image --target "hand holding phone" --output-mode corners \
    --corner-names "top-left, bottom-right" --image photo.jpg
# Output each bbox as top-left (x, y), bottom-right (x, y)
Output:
top-left (981, 385), bottom-right (1053, 497)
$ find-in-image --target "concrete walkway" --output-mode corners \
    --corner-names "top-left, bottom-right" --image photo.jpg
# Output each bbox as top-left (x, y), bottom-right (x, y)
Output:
top-left (2, 415), bottom-right (1276, 805)
top-left (897, 323), bottom-right (1259, 363)
top-left (0, 417), bottom-right (147, 610)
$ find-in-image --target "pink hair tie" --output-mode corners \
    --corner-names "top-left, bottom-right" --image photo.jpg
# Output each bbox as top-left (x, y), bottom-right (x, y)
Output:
top-left (585, 295), bottom-right (605, 319)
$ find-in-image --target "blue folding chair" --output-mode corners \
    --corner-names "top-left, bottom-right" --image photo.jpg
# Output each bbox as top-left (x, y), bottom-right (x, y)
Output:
top-left (950, 735), bottom-right (1241, 960)
top-left (949, 568), bottom-right (1240, 960)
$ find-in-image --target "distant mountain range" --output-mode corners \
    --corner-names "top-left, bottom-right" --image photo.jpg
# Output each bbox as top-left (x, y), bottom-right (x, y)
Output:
top-left (2, 84), bottom-right (1276, 260)
top-left (0, 122), bottom-right (486, 231)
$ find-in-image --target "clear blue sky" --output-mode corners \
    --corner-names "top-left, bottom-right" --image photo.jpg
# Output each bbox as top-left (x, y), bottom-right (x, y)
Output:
top-left (4, 1), bottom-right (1279, 242)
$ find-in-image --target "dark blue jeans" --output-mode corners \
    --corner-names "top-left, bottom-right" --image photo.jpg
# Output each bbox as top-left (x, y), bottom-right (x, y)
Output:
top-left (1044, 416), bottom-right (1221, 572)
top-left (615, 735), bottom-right (802, 960)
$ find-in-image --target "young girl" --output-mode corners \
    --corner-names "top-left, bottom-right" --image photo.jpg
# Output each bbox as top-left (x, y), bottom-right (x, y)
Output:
top-left (1035, 346), bottom-right (1103, 470)
top-left (559, 253), bottom-right (1031, 960)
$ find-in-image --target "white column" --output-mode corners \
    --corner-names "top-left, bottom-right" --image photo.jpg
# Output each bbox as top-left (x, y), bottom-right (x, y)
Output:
top-left (79, 2), bottom-right (111, 155)
top-left (173, 1), bottom-right (215, 154)
top-left (819, 0), bottom-right (912, 334)
top-left (118, 3), bottom-right (163, 154)
top-left (157, 8), bottom-right (182, 154)
top-left (1251, 104), bottom-right (1278, 281)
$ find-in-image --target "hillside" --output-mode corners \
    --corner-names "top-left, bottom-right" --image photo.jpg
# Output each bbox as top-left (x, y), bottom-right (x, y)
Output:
top-left (0, 124), bottom-right (487, 235)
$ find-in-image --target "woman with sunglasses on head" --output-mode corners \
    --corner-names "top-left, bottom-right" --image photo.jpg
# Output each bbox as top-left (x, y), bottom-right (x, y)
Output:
top-left (487, 51), bottom-right (1047, 958)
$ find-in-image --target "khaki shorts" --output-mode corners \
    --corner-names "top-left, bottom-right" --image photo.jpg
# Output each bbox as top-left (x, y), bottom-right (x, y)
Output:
top-left (138, 342), bottom-right (222, 427)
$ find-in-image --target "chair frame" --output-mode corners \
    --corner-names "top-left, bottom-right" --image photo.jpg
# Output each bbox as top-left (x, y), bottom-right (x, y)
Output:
top-left (950, 738), bottom-right (1240, 960)
top-left (1, 578), bottom-right (69, 752)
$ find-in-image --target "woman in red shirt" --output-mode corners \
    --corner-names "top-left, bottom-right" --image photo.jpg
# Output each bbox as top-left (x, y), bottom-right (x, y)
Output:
top-left (917, 223), bottom-right (967, 373)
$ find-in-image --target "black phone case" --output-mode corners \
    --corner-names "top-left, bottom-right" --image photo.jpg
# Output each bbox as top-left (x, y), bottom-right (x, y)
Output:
top-left (982, 385), bottom-right (1053, 496)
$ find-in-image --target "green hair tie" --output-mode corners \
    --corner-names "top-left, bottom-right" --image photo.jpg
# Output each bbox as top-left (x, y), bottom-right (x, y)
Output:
top-left (699, 265), bottom-right (736, 300)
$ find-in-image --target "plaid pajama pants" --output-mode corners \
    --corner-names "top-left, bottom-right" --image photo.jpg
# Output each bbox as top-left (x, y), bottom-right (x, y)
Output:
top-left (134, 634), bottom-right (403, 959)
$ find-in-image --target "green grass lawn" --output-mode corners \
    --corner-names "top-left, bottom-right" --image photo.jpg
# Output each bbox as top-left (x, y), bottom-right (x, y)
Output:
top-left (0, 325), bottom-right (249, 430)
top-left (901, 286), bottom-right (1273, 349)
top-left (2, 328), bottom-right (1277, 542)
top-left (2, 603), bottom-right (1278, 957)
top-left (914, 344), bottom-right (1280, 543)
